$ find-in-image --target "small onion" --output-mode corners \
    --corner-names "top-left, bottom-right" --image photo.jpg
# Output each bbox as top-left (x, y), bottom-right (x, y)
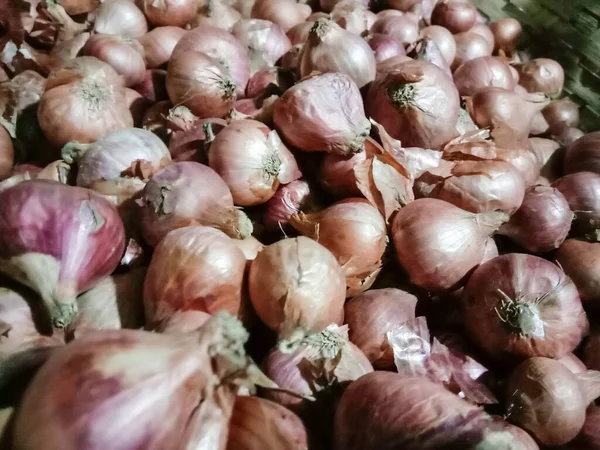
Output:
top-left (462, 253), bottom-right (587, 360)
top-left (452, 31), bottom-right (492, 70)
top-left (232, 19), bottom-right (292, 74)
top-left (193, 0), bottom-right (243, 31)
top-left (543, 98), bottom-right (580, 133)
top-left (144, 226), bottom-right (247, 327)
top-left (263, 179), bottom-right (311, 231)
top-left (139, 0), bottom-right (198, 27)
top-left (490, 18), bottom-right (521, 55)
top-left (564, 132), bottom-right (600, 175)
top-left (453, 56), bottom-right (515, 96)
top-left (556, 239), bottom-right (600, 314)
top-left (420, 25), bottom-right (456, 66)
top-left (365, 34), bottom-right (406, 63)
top-left (470, 23), bottom-right (495, 54)
top-left (94, 0), bottom-right (148, 38)
top-left (138, 161), bottom-right (253, 246)
top-left (516, 58), bottom-right (565, 98)
top-left (248, 237), bottom-right (346, 344)
top-left (274, 72), bottom-right (370, 155)
top-left (391, 198), bottom-right (508, 291)
top-left (250, 0), bottom-right (311, 32)
top-left (209, 120), bottom-right (301, 206)
top-left (0, 125), bottom-right (14, 180)
top-left (139, 26), bottom-right (187, 69)
top-left (431, 0), bottom-right (477, 34)
top-left (553, 171), bottom-right (600, 241)
top-left (370, 15), bottom-right (419, 47)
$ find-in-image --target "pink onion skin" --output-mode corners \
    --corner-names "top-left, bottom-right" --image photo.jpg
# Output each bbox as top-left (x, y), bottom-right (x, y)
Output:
top-left (452, 31), bottom-right (492, 70)
top-left (555, 126), bottom-right (585, 147)
top-left (193, 0), bottom-right (242, 31)
top-left (251, 0), bottom-right (311, 32)
top-left (0, 180), bottom-right (125, 328)
top-left (498, 185), bottom-right (573, 253)
top-left (470, 24), bottom-right (495, 54)
top-left (572, 406), bottom-right (600, 449)
top-left (516, 58), bottom-right (565, 98)
top-left (462, 253), bottom-right (587, 361)
top-left (139, 26), bottom-right (187, 69)
top-left (391, 198), bottom-right (508, 291)
top-left (495, 146), bottom-right (542, 189)
top-left (490, 18), bottom-right (521, 55)
top-left (274, 72), bottom-right (370, 155)
top-left (420, 25), bottom-right (456, 66)
top-left (366, 34), bottom-right (406, 63)
top-left (409, 37), bottom-right (452, 77)
top-left (263, 179), bottom-right (311, 231)
top-left (553, 172), bottom-right (600, 241)
top-left (144, 226), bottom-right (247, 327)
top-left (344, 288), bottom-right (417, 369)
top-left (367, 60), bottom-right (460, 149)
top-left (556, 239), bottom-right (600, 314)
top-left (543, 98), bottom-right (580, 133)
top-left (453, 56), bottom-right (515, 96)
top-left (431, 0), bottom-right (477, 34)
top-left (287, 22), bottom-right (314, 45)
top-left (0, 125), bottom-right (14, 181)
top-left (370, 15), bottom-right (419, 46)
top-left (94, 0), bottom-right (148, 38)
top-left (321, 150), bottom-right (367, 198)
top-left (139, 0), bottom-right (198, 27)
top-left (564, 132), bottom-right (600, 175)
top-left (530, 137), bottom-right (561, 185)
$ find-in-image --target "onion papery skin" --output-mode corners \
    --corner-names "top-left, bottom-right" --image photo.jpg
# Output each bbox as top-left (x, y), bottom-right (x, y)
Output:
top-left (0, 180), bottom-right (125, 328)
top-left (452, 31), bottom-right (492, 71)
top-left (0, 125), bottom-right (14, 180)
top-left (564, 131), bottom-right (600, 175)
top-left (498, 185), bottom-right (573, 253)
top-left (367, 60), bottom-right (460, 149)
top-left (193, 0), bottom-right (243, 31)
top-left (408, 37), bottom-right (452, 77)
top-left (553, 171), bottom-right (600, 241)
top-left (300, 19), bottom-right (376, 89)
top-left (453, 56), bottom-right (515, 97)
top-left (250, 0), bottom-right (312, 32)
top-left (263, 179), bottom-right (311, 231)
top-left (556, 239), bottom-right (600, 314)
top-left (139, 161), bottom-right (253, 246)
top-left (209, 120), bottom-right (301, 206)
top-left (232, 19), bottom-right (291, 75)
top-left (287, 22), bottom-right (314, 45)
top-left (159, 310), bottom-right (212, 334)
top-left (555, 126), bottom-right (585, 146)
top-left (370, 15), bottom-right (419, 47)
top-left (366, 34), bottom-right (406, 63)
top-left (46, 57), bottom-right (124, 91)
top-left (144, 226), bottom-right (247, 327)
top-left (226, 396), bottom-right (309, 450)
top-left (94, 0), bottom-right (148, 38)
top-left (529, 137), bottom-right (561, 185)
top-left (516, 58), bottom-right (565, 98)
top-left (139, 0), bottom-right (198, 27)
top-left (420, 25), bottom-right (456, 66)
top-left (431, 0), bottom-right (477, 34)
top-left (321, 150), bottom-right (367, 198)
top-left (248, 237), bottom-right (346, 342)
top-left (139, 26), bottom-right (187, 69)
top-left (344, 288), bottom-right (417, 369)
top-left (391, 198), bottom-right (507, 291)
top-left (462, 253), bottom-right (587, 361)
top-left (274, 72), bottom-right (370, 156)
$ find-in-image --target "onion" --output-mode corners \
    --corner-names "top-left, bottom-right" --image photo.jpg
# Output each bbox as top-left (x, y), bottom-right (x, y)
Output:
top-left (133, 69), bottom-right (168, 103)
top-left (227, 396), bottom-right (309, 450)
top-left (572, 406), bottom-right (600, 449)
top-left (470, 23), bottom-right (495, 54)
top-left (453, 56), bottom-right (516, 96)
top-left (370, 15), bottom-right (419, 46)
top-left (193, 0), bottom-right (243, 31)
top-left (139, 0), bottom-right (198, 27)
top-left (173, 25), bottom-right (250, 95)
top-left (232, 19), bottom-right (292, 74)
top-left (320, 0), bottom-right (368, 13)
top-left (13, 313), bottom-right (264, 450)
top-left (564, 132), bottom-right (600, 175)
top-left (45, 56), bottom-right (124, 90)
top-left (431, 0), bottom-right (477, 34)
top-left (0, 180), bottom-right (125, 328)
top-left (248, 237), bottom-right (346, 345)
top-left (452, 31), bottom-right (492, 70)
top-left (517, 58), bottom-right (564, 98)
top-left (94, 0), bottom-right (148, 38)
top-left (138, 161), bottom-right (253, 245)
top-left (274, 72), bottom-right (370, 155)
top-left (139, 26), bottom-right (186, 69)
top-left (144, 226), bottom-right (247, 327)
top-left (542, 98), bottom-right (580, 133)
top-left (300, 19), bottom-right (376, 89)
top-left (250, 0), bottom-right (311, 32)
top-left (506, 357), bottom-right (600, 446)
top-left (554, 126), bottom-right (585, 146)
top-left (331, 1), bottom-right (376, 35)
top-left (263, 179), bottom-right (311, 231)
top-left (0, 125), bottom-right (13, 181)
top-left (391, 198), bottom-right (508, 291)
top-left (553, 171), bottom-right (600, 241)
top-left (158, 310), bottom-right (212, 333)
top-left (530, 137), bottom-right (561, 184)
top-left (408, 37), bottom-right (452, 77)
top-left (245, 67), bottom-right (296, 99)
top-left (286, 22), bottom-right (314, 45)
top-left (558, 352), bottom-right (588, 374)
top-left (556, 239), bottom-right (600, 314)
top-left (209, 120), bottom-right (301, 206)
top-left (462, 253), bottom-right (587, 360)
top-left (420, 25), bottom-right (456, 66)
top-left (387, 0), bottom-right (420, 11)
top-left (365, 34), bottom-right (406, 63)
top-left (166, 51), bottom-right (236, 119)
top-left (344, 288), bottom-right (417, 368)
top-left (321, 150), bottom-right (367, 198)
top-left (367, 60), bottom-right (460, 149)
top-left (490, 18), bottom-right (521, 55)
top-left (335, 372), bottom-right (527, 450)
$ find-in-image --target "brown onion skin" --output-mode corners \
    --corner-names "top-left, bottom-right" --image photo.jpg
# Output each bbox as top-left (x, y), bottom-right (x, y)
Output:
top-left (517, 58), bottom-right (565, 98)
top-left (144, 226), bottom-right (247, 327)
top-left (462, 253), bottom-right (587, 361)
top-left (490, 18), bottom-right (521, 55)
top-left (344, 288), bottom-right (417, 369)
top-left (553, 171), bottom-right (600, 241)
top-left (420, 25), bottom-right (456, 66)
top-left (94, 0), bottom-right (148, 38)
top-left (139, 26), bottom-right (187, 69)
top-left (251, 0), bottom-right (311, 32)
top-left (564, 132), bottom-right (600, 175)
top-left (452, 31), bottom-right (492, 70)
top-left (226, 396), bottom-right (309, 450)
top-left (498, 185), bottom-right (573, 253)
top-left (139, 0), bottom-right (198, 27)
top-left (453, 56), bottom-right (515, 96)
top-left (0, 125), bottom-right (14, 181)
top-left (556, 239), bottom-right (600, 314)
top-left (366, 34), bottom-right (406, 63)
top-left (370, 15), bottom-right (419, 47)
top-left (506, 357), bottom-right (587, 446)
top-left (431, 0), bottom-right (477, 34)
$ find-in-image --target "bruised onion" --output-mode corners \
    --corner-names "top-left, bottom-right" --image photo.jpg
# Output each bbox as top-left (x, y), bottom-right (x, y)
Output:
top-left (452, 31), bottom-right (492, 70)
top-left (193, 0), bottom-right (243, 31)
top-left (138, 162), bottom-right (253, 245)
top-left (553, 171), bottom-right (600, 241)
top-left (94, 0), bottom-right (148, 38)
top-left (370, 15), bottom-right (419, 46)
top-left (249, 237), bottom-right (346, 345)
top-left (0, 126), bottom-right (13, 180)
top-left (144, 226), bottom-right (247, 327)
top-left (564, 132), bottom-right (600, 175)
top-left (391, 198), bottom-right (508, 291)
top-left (263, 179), bottom-right (311, 231)
top-left (556, 239), bottom-right (600, 313)
top-left (366, 34), bottom-right (406, 63)
top-left (431, 0), bottom-right (476, 34)
top-left (139, 26), bottom-right (186, 69)
top-left (139, 0), bottom-right (198, 27)
top-left (0, 181), bottom-right (125, 328)
top-left (209, 120), bottom-right (301, 206)
top-left (490, 18), bottom-right (521, 55)
top-left (453, 56), bottom-right (515, 96)
top-left (516, 58), bottom-right (565, 98)
top-left (274, 72), bottom-right (370, 155)
top-left (250, 0), bottom-right (311, 32)
top-left (232, 19), bottom-right (292, 74)
top-left (300, 19), bottom-right (376, 88)
top-left (462, 253), bottom-right (587, 360)
top-left (420, 25), bottom-right (456, 66)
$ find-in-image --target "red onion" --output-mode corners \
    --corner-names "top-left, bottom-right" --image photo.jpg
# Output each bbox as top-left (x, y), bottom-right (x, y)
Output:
top-left (250, 0), bottom-right (311, 32)
top-left (462, 253), bottom-right (588, 360)
top-left (167, 113), bottom-right (228, 163)
top-left (452, 31), bottom-right (492, 70)
top-left (564, 132), bottom-right (600, 175)
top-left (193, 0), bottom-right (243, 31)
top-left (553, 171), bottom-right (600, 241)
top-left (408, 37), bottom-right (452, 77)
top-left (367, 60), bottom-right (460, 149)
top-left (556, 239), bottom-right (600, 314)
top-left (94, 0), bottom-right (148, 38)
top-left (431, 0), bottom-right (476, 34)
top-left (470, 23), bottom-right (495, 54)
top-left (0, 180), bottom-right (125, 328)
top-left (144, 226), bottom-right (247, 327)
top-left (286, 22), bottom-right (314, 45)
top-left (263, 179), bottom-right (311, 231)
top-left (209, 120), bottom-right (301, 206)
top-left (138, 161), bottom-right (253, 245)
top-left (516, 58), bottom-right (565, 98)
top-left (248, 237), bottom-right (346, 346)
top-left (0, 125), bottom-right (13, 180)
top-left (274, 72), bottom-right (370, 155)
top-left (530, 137), bottom-right (561, 184)
top-left (232, 19), bottom-right (291, 74)
top-left (490, 18), bottom-right (521, 56)
top-left (391, 198), bottom-right (508, 291)
top-left (344, 288), bottom-right (417, 368)
top-left (321, 151), bottom-right (367, 198)
top-left (331, 1), bottom-right (376, 35)
top-left (139, 26), bottom-right (186, 69)
top-left (13, 313), bottom-right (263, 450)
top-left (506, 357), bottom-right (600, 446)
top-left (543, 98), bottom-right (580, 133)
top-left (453, 56), bottom-right (515, 96)
top-left (420, 25), bottom-right (456, 66)
top-left (227, 396), bottom-right (309, 450)
top-left (366, 33), bottom-right (406, 63)
top-left (139, 0), bottom-right (198, 27)
top-left (370, 15), bottom-right (419, 46)
top-left (300, 19), bottom-right (376, 89)
top-left (172, 25), bottom-right (250, 95)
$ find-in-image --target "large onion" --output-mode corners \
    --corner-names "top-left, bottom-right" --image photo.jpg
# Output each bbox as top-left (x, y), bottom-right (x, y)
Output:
top-left (139, 26), bottom-right (187, 69)
top-left (431, 0), bottom-right (477, 33)
top-left (556, 239), bottom-right (600, 314)
top-left (139, 0), bottom-right (198, 27)
top-left (453, 56), bottom-right (515, 96)
top-left (564, 131), bottom-right (600, 175)
top-left (489, 18), bottom-right (521, 55)
top-left (516, 58), bottom-right (565, 98)
top-left (553, 171), bottom-right (600, 241)
top-left (94, 0), bottom-right (148, 38)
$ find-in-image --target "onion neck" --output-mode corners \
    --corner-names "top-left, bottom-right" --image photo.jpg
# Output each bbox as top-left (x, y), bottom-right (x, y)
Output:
top-left (309, 19), bottom-right (333, 42)
top-left (263, 149), bottom-right (282, 180)
top-left (219, 78), bottom-right (236, 100)
top-left (302, 327), bottom-right (345, 360)
top-left (577, 370), bottom-right (600, 405)
top-left (475, 210), bottom-right (510, 235)
top-left (348, 123), bottom-right (371, 154)
top-left (225, 209), bottom-right (253, 240)
top-left (495, 291), bottom-right (545, 338)
top-left (77, 78), bottom-right (112, 112)
top-left (387, 82), bottom-right (417, 109)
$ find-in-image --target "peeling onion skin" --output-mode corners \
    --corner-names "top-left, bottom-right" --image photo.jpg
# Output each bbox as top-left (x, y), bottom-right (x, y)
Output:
top-left (420, 25), bottom-right (456, 66)
top-left (0, 180), bottom-right (126, 329)
top-left (144, 226), bottom-right (247, 328)
top-left (556, 239), bottom-right (600, 314)
top-left (263, 179), bottom-right (311, 231)
top-left (462, 253), bottom-right (587, 361)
